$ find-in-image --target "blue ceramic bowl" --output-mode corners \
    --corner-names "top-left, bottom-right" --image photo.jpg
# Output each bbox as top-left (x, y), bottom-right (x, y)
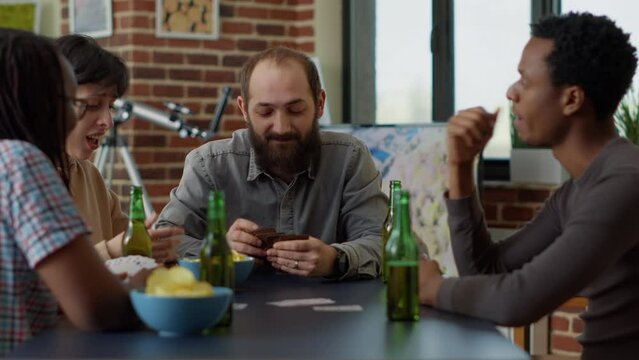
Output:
top-left (234, 257), bottom-right (255, 285)
top-left (178, 257), bottom-right (254, 285)
top-left (178, 258), bottom-right (202, 281)
top-left (130, 287), bottom-right (232, 337)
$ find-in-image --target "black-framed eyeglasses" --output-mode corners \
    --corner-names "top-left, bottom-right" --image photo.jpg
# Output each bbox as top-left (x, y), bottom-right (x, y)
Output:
top-left (60, 96), bottom-right (117, 119)
top-left (59, 95), bottom-right (88, 119)
top-left (70, 98), bottom-right (89, 119)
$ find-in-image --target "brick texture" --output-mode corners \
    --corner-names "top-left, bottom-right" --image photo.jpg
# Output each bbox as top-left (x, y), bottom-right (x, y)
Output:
top-left (60, 0), bottom-right (315, 213)
top-left (481, 184), bottom-right (555, 227)
top-left (550, 315), bottom-right (569, 332)
top-left (551, 334), bottom-right (583, 354)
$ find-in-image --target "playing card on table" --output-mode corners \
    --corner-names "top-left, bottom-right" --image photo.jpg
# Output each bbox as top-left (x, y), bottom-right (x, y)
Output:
top-left (313, 305), bottom-right (364, 312)
top-left (267, 298), bottom-right (335, 307)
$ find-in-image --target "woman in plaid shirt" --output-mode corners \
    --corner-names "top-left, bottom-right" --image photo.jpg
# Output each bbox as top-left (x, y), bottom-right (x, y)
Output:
top-left (0, 29), bottom-right (139, 355)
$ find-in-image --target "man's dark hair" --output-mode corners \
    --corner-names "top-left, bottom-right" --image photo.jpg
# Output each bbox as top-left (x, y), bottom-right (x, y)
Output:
top-left (239, 46), bottom-right (322, 111)
top-left (532, 12), bottom-right (637, 120)
top-left (56, 34), bottom-right (129, 97)
top-left (0, 28), bottom-right (72, 187)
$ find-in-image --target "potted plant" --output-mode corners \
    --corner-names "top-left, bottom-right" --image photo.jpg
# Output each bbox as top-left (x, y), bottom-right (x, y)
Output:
top-left (614, 89), bottom-right (639, 145)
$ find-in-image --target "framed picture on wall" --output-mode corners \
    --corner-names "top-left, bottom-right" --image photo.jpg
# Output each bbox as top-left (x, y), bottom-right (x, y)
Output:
top-left (69, 0), bottom-right (112, 38)
top-left (0, 0), bottom-right (42, 33)
top-left (156, 0), bottom-right (219, 40)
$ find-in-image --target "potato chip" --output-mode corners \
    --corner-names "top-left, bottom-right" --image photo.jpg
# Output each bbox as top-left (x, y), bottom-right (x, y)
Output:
top-left (146, 267), bottom-right (170, 294)
top-left (145, 266), bottom-right (214, 297)
top-left (188, 282), bottom-right (214, 297)
top-left (232, 250), bottom-right (247, 262)
top-left (167, 266), bottom-right (196, 285)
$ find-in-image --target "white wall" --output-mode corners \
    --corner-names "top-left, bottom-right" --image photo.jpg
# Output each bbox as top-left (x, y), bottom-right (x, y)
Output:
top-left (39, 0), bottom-right (61, 37)
top-left (314, 0), bottom-right (343, 123)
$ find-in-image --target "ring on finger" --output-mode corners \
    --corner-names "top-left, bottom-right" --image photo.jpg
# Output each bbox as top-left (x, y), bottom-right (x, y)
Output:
top-left (294, 260), bottom-right (299, 269)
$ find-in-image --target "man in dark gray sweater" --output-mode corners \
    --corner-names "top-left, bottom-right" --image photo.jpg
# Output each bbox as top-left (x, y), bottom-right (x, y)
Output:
top-left (419, 12), bottom-right (639, 359)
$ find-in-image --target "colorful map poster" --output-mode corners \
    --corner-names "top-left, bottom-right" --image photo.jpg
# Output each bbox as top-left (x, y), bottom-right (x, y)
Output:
top-left (322, 124), bottom-right (457, 276)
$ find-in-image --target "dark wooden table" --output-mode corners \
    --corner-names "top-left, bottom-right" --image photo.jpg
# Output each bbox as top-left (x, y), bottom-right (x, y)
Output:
top-left (9, 271), bottom-right (529, 359)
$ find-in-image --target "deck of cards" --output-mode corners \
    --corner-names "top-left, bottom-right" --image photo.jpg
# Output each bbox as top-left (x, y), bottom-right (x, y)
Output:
top-left (250, 228), bottom-right (309, 250)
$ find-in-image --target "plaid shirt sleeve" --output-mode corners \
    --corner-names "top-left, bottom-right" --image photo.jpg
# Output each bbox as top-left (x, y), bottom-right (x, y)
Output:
top-left (7, 142), bottom-right (89, 268)
top-left (1, 140), bottom-right (91, 356)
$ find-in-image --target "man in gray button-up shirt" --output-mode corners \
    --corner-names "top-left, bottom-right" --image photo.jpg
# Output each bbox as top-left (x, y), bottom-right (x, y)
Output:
top-left (157, 47), bottom-right (387, 280)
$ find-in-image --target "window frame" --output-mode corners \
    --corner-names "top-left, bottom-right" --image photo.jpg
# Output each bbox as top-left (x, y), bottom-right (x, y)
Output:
top-left (343, 0), bottom-right (561, 181)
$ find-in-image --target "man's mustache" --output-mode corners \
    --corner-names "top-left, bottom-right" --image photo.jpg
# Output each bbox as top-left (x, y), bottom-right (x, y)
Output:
top-left (266, 132), bottom-right (301, 142)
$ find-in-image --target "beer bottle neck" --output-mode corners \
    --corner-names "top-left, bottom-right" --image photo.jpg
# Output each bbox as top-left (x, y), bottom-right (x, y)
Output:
top-left (389, 181), bottom-right (401, 216)
top-left (206, 215), bottom-right (224, 235)
top-left (206, 191), bottom-right (227, 243)
top-left (391, 190), bottom-right (402, 230)
top-left (129, 189), bottom-right (145, 221)
top-left (399, 195), bottom-right (411, 235)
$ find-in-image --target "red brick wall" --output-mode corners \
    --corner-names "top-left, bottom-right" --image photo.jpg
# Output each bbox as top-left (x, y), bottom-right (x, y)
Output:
top-left (483, 183), bottom-right (583, 357)
top-left (550, 303), bottom-right (585, 356)
top-left (60, 0), bottom-right (315, 211)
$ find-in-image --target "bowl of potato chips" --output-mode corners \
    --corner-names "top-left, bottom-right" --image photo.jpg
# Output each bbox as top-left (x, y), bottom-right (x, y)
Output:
top-left (130, 266), bottom-right (232, 337)
top-left (178, 251), bottom-right (254, 285)
top-left (232, 251), bottom-right (254, 285)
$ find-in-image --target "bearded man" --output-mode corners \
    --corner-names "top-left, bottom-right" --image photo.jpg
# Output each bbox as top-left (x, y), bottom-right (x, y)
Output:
top-left (157, 47), bottom-right (387, 280)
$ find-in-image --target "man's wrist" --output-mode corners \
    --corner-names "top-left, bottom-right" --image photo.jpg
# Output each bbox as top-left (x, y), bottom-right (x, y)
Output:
top-left (332, 247), bottom-right (349, 277)
top-left (429, 275), bottom-right (444, 306)
top-left (448, 162), bottom-right (475, 199)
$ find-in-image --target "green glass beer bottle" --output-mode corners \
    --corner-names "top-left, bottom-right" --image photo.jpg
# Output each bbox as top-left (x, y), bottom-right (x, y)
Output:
top-left (200, 191), bottom-right (234, 327)
top-left (386, 190), bottom-right (419, 321)
top-left (122, 186), bottom-right (152, 257)
top-left (382, 180), bottom-right (401, 282)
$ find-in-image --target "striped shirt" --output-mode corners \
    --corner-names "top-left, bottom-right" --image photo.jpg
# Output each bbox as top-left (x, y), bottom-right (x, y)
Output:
top-left (0, 140), bottom-right (88, 356)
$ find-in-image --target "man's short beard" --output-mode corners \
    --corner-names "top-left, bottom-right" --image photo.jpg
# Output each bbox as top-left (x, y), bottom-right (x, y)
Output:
top-left (247, 116), bottom-right (321, 177)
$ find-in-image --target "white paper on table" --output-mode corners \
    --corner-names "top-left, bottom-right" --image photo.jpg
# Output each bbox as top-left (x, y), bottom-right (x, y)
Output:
top-left (233, 303), bottom-right (248, 310)
top-left (313, 305), bottom-right (363, 312)
top-left (267, 298), bottom-right (335, 307)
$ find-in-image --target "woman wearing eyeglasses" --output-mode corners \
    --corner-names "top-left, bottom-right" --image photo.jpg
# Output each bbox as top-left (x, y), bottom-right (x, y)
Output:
top-left (0, 28), bottom-right (141, 356)
top-left (56, 34), bottom-right (182, 262)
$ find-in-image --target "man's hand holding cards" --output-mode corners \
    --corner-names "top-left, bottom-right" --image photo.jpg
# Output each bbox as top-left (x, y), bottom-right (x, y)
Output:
top-left (264, 233), bottom-right (339, 277)
top-left (228, 218), bottom-right (337, 277)
top-left (250, 228), bottom-right (310, 251)
top-left (227, 218), bottom-right (311, 261)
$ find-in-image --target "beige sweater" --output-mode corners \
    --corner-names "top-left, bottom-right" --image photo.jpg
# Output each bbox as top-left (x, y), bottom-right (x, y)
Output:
top-left (68, 157), bottom-right (128, 259)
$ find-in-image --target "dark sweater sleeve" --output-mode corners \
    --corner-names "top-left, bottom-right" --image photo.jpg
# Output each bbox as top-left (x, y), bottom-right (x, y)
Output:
top-left (437, 175), bottom-right (639, 326)
top-left (445, 188), bottom-right (563, 276)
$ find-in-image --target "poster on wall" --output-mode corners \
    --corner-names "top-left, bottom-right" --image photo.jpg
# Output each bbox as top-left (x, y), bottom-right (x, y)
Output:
top-left (321, 124), bottom-right (457, 276)
top-left (0, 0), bottom-right (42, 33)
top-left (155, 0), bottom-right (219, 40)
top-left (69, 0), bottom-right (112, 38)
